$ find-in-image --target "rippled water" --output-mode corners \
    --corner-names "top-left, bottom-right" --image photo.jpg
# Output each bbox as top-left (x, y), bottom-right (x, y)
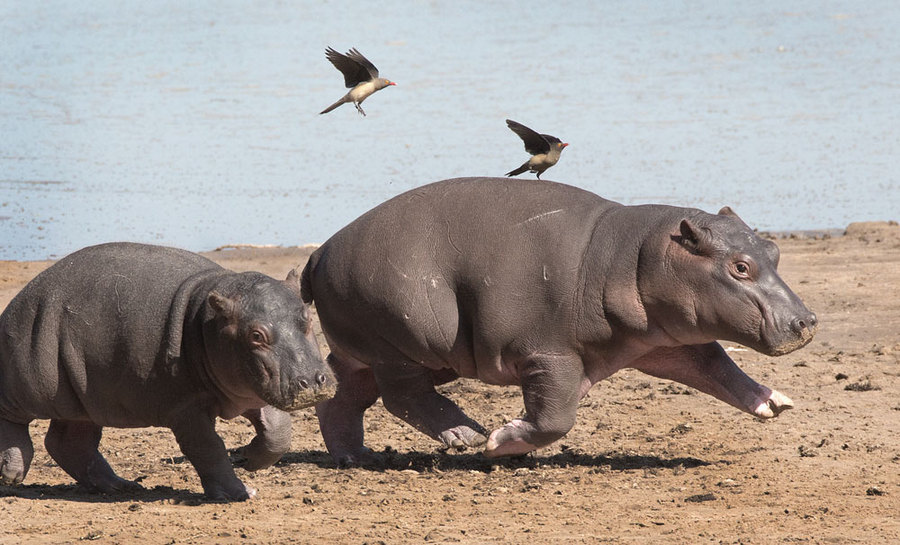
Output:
top-left (1, 1), bottom-right (897, 260)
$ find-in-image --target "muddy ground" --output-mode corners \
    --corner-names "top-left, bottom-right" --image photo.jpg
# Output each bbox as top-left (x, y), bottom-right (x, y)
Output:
top-left (0, 222), bottom-right (898, 544)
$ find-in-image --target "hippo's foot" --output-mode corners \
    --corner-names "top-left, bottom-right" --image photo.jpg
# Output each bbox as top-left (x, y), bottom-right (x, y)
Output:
top-left (76, 471), bottom-right (144, 495)
top-left (438, 426), bottom-right (488, 451)
top-left (753, 389), bottom-right (794, 418)
top-left (331, 446), bottom-right (375, 469)
top-left (0, 447), bottom-right (29, 485)
top-left (0, 419), bottom-right (34, 485)
top-left (237, 442), bottom-right (284, 472)
top-left (239, 407), bottom-right (293, 471)
top-left (201, 476), bottom-right (256, 502)
top-left (484, 419), bottom-right (542, 458)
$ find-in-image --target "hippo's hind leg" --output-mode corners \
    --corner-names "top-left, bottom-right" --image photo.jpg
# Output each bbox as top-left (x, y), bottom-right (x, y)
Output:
top-left (316, 353), bottom-right (381, 467)
top-left (0, 418), bottom-right (34, 485)
top-left (484, 354), bottom-right (583, 458)
top-left (372, 358), bottom-right (488, 453)
top-left (239, 406), bottom-right (292, 471)
top-left (44, 420), bottom-right (141, 493)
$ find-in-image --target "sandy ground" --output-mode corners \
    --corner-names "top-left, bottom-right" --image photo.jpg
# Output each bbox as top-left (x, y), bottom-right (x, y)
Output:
top-left (0, 222), bottom-right (898, 544)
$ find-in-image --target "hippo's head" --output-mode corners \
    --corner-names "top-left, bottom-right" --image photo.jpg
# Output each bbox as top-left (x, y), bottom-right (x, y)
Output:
top-left (203, 268), bottom-right (336, 413)
top-left (643, 207), bottom-right (817, 356)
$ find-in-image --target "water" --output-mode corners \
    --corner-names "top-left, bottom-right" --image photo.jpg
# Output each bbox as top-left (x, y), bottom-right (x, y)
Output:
top-left (1, 1), bottom-right (897, 260)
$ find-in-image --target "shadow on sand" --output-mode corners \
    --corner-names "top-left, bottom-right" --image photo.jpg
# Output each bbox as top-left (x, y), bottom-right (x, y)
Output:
top-left (0, 448), bottom-right (718, 503)
top-left (273, 447), bottom-right (718, 473)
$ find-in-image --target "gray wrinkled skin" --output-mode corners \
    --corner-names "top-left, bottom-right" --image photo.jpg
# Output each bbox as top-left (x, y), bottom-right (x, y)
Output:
top-left (302, 177), bottom-right (817, 465)
top-left (0, 243), bottom-right (334, 501)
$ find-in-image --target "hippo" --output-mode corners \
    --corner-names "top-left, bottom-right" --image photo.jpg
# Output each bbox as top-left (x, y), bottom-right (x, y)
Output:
top-left (0, 242), bottom-right (335, 501)
top-left (301, 177), bottom-right (817, 465)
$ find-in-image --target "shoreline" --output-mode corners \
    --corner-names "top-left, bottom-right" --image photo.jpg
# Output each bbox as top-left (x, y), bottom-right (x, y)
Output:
top-left (2, 220), bottom-right (895, 266)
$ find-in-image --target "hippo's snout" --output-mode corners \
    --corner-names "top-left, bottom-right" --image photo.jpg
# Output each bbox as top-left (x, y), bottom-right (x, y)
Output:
top-left (765, 315), bottom-right (817, 357)
top-left (278, 368), bottom-right (336, 411)
top-left (295, 372), bottom-right (329, 391)
top-left (790, 312), bottom-right (818, 336)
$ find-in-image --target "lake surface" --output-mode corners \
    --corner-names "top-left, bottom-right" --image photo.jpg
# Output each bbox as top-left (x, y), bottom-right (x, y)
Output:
top-left (2, 1), bottom-right (897, 260)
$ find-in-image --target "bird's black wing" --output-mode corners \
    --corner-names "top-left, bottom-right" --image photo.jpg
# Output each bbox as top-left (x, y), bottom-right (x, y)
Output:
top-left (540, 133), bottom-right (562, 145)
top-left (345, 48), bottom-right (380, 80)
top-left (325, 47), bottom-right (372, 88)
top-left (506, 119), bottom-right (550, 155)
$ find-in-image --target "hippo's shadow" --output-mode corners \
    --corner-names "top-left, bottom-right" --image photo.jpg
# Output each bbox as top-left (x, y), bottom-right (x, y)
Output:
top-left (273, 448), bottom-right (718, 473)
top-left (0, 482), bottom-right (209, 505)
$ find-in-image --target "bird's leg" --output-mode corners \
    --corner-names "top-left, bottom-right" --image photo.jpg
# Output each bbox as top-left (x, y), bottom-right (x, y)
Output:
top-left (354, 102), bottom-right (367, 117)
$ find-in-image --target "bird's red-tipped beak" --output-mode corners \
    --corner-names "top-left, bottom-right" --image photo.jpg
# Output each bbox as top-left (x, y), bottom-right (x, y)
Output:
top-left (561, 143), bottom-right (569, 148)
top-left (388, 81), bottom-right (397, 86)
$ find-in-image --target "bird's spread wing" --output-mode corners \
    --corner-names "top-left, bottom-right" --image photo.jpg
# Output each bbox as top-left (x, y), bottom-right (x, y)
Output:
top-left (325, 47), bottom-right (373, 88)
top-left (541, 134), bottom-right (562, 145)
top-left (345, 48), bottom-right (380, 80)
top-left (506, 119), bottom-right (550, 155)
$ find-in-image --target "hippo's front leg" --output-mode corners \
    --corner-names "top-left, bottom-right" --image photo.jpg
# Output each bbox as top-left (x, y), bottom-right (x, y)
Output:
top-left (170, 414), bottom-right (254, 501)
top-left (630, 343), bottom-right (793, 418)
top-left (484, 354), bottom-right (584, 458)
top-left (239, 406), bottom-right (292, 471)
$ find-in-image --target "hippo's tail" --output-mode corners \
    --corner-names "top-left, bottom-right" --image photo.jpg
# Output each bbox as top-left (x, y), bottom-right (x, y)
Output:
top-left (299, 253), bottom-right (317, 305)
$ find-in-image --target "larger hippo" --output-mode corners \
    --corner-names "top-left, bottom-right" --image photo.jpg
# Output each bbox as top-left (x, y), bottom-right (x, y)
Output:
top-left (302, 177), bottom-right (817, 464)
top-left (0, 243), bottom-right (335, 500)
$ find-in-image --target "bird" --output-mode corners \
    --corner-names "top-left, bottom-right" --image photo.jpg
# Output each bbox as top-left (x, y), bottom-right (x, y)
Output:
top-left (504, 119), bottom-right (569, 179)
top-left (320, 47), bottom-right (396, 116)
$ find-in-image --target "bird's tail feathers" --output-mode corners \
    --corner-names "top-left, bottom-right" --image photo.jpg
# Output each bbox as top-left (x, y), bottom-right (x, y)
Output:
top-left (505, 163), bottom-right (530, 177)
top-left (320, 97), bottom-right (347, 115)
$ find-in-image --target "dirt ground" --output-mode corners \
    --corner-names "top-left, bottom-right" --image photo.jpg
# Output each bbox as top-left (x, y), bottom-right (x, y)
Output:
top-left (0, 222), bottom-right (898, 544)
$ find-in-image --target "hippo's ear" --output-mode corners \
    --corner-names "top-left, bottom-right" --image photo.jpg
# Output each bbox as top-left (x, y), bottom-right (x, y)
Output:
top-left (678, 218), bottom-right (713, 255)
top-left (283, 267), bottom-right (303, 298)
top-left (717, 206), bottom-right (738, 218)
top-left (718, 206), bottom-right (750, 228)
top-left (208, 291), bottom-right (237, 320)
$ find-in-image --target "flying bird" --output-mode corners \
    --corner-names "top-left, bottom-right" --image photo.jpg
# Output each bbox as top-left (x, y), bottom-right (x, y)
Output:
top-left (504, 119), bottom-right (569, 179)
top-left (320, 47), bottom-right (396, 117)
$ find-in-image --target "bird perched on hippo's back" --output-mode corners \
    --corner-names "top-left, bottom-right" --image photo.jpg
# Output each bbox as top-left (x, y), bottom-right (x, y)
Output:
top-left (505, 119), bottom-right (569, 179)
top-left (320, 47), bottom-right (396, 117)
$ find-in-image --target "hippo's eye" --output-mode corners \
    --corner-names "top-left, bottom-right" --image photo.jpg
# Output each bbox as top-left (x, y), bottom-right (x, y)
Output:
top-left (731, 260), bottom-right (753, 279)
top-left (248, 329), bottom-right (269, 346)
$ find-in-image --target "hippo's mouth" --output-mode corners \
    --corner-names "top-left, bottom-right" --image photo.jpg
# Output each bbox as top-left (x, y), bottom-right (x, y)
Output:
top-left (759, 324), bottom-right (817, 356)
top-left (270, 385), bottom-right (337, 412)
top-left (753, 298), bottom-right (817, 356)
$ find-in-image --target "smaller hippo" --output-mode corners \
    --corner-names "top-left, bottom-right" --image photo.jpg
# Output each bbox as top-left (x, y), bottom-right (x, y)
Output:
top-left (0, 243), bottom-right (334, 501)
top-left (302, 177), bottom-right (817, 465)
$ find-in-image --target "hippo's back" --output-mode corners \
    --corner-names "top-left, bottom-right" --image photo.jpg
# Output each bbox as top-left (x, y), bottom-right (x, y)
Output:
top-left (0, 243), bottom-right (223, 421)
top-left (2, 242), bottom-right (220, 321)
top-left (306, 177), bottom-right (619, 291)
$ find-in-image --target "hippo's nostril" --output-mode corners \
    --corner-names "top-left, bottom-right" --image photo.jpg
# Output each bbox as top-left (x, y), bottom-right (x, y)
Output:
top-left (791, 313), bottom-right (817, 334)
top-left (316, 372), bottom-right (327, 386)
top-left (298, 379), bottom-right (309, 389)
